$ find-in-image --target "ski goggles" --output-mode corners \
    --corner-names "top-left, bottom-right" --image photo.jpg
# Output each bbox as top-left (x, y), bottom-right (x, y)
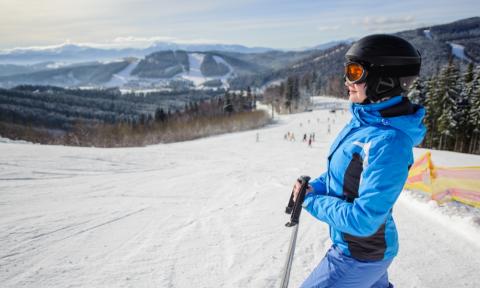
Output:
top-left (344, 62), bottom-right (368, 84)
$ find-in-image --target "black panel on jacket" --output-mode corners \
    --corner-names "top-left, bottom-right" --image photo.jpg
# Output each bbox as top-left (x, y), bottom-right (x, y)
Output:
top-left (343, 153), bottom-right (363, 203)
top-left (342, 152), bottom-right (387, 261)
top-left (344, 224), bottom-right (387, 261)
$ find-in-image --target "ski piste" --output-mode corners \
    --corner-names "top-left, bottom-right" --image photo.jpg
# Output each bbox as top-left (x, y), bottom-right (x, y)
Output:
top-left (280, 175), bottom-right (310, 288)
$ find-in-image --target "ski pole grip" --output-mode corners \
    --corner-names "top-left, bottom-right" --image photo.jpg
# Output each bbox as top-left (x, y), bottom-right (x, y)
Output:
top-left (285, 175), bottom-right (310, 227)
top-left (285, 188), bottom-right (295, 214)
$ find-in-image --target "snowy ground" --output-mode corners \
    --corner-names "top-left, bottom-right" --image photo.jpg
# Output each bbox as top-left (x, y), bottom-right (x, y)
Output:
top-left (1, 97), bottom-right (480, 287)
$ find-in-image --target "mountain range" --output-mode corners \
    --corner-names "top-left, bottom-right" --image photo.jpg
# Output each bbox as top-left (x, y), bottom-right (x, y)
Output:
top-left (0, 42), bottom-right (274, 65)
top-left (0, 17), bottom-right (478, 91)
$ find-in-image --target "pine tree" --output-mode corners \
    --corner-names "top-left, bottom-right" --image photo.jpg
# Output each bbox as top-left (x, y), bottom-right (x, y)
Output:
top-left (468, 65), bottom-right (480, 154)
top-left (424, 76), bottom-right (440, 148)
top-left (155, 107), bottom-right (167, 122)
top-left (408, 77), bottom-right (426, 106)
top-left (293, 76), bottom-right (300, 110)
top-left (456, 63), bottom-right (475, 152)
top-left (285, 77), bottom-right (294, 114)
top-left (436, 62), bottom-right (460, 150)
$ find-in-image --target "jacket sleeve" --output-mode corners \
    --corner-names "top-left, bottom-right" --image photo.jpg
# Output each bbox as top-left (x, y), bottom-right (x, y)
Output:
top-left (307, 172), bottom-right (327, 196)
top-left (302, 134), bottom-right (412, 237)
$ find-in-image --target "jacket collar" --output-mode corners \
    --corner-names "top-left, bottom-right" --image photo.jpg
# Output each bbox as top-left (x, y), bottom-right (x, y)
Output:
top-left (349, 96), bottom-right (426, 146)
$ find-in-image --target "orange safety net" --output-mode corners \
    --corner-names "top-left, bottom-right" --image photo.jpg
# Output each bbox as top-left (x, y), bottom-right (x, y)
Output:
top-left (404, 152), bottom-right (480, 208)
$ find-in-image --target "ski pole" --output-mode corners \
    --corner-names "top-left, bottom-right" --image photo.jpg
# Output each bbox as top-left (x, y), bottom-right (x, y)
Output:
top-left (280, 175), bottom-right (310, 288)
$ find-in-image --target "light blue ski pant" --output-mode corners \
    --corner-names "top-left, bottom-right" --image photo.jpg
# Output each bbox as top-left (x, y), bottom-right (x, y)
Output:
top-left (300, 245), bottom-right (394, 288)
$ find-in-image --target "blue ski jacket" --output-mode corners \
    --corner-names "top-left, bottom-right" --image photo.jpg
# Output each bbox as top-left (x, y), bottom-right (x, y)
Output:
top-left (303, 96), bottom-right (426, 261)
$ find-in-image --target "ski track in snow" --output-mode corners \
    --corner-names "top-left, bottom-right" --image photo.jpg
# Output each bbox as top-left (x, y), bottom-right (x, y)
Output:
top-left (1, 97), bottom-right (480, 287)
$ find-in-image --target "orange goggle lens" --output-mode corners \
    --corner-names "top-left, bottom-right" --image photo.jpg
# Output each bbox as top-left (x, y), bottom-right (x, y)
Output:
top-left (345, 62), bottom-right (366, 83)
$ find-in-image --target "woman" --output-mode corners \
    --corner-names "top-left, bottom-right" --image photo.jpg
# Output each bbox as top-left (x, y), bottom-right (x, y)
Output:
top-left (293, 34), bottom-right (426, 287)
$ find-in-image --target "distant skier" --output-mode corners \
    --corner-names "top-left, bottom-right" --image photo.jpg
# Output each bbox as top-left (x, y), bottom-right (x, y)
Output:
top-left (308, 136), bottom-right (312, 147)
top-left (303, 133), bottom-right (307, 142)
top-left (291, 34), bottom-right (425, 288)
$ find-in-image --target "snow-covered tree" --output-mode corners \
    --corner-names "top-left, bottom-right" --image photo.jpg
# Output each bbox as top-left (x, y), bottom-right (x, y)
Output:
top-left (424, 76), bottom-right (440, 148)
top-left (436, 62), bottom-right (460, 150)
top-left (408, 77), bottom-right (426, 106)
top-left (468, 65), bottom-right (480, 154)
top-left (455, 63), bottom-right (474, 152)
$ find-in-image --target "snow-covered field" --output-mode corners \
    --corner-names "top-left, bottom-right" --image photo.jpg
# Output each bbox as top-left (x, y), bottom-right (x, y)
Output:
top-left (1, 97), bottom-right (480, 287)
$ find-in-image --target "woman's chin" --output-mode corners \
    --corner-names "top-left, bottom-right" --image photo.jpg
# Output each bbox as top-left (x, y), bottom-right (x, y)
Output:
top-left (348, 93), bottom-right (358, 102)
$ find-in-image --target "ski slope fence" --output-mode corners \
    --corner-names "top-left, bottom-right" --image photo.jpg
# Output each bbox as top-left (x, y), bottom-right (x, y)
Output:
top-left (404, 152), bottom-right (480, 208)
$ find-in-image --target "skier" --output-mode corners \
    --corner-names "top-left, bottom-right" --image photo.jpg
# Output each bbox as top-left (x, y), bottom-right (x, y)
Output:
top-left (292, 34), bottom-right (425, 287)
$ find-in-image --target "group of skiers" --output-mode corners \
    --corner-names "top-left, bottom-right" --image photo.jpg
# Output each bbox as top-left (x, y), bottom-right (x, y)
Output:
top-left (283, 131), bottom-right (316, 147)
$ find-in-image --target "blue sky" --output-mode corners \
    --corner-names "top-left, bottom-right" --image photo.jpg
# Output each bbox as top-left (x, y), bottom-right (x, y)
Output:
top-left (0, 0), bottom-right (478, 50)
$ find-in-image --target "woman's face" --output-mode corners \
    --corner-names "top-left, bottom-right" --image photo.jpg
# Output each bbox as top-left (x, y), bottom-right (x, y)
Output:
top-left (345, 81), bottom-right (368, 103)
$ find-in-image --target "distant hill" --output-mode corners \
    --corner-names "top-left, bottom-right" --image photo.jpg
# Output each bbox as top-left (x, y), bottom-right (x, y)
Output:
top-left (235, 17), bottom-right (480, 92)
top-left (0, 60), bottom-right (132, 88)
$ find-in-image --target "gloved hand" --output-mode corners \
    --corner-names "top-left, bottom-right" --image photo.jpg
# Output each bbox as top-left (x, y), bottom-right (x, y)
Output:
top-left (293, 180), bottom-right (313, 202)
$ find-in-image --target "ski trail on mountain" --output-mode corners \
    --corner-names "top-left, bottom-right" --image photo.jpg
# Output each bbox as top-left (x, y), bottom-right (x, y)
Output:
top-left (0, 97), bottom-right (479, 287)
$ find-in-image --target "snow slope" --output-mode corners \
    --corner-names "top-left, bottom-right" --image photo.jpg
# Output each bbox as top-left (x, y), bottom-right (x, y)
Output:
top-left (104, 60), bottom-right (140, 87)
top-left (449, 43), bottom-right (472, 62)
top-left (1, 97), bottom-right (479, 287)
top-left (423, 29), bottom-right (433, 40)
top-left (179, 53), bottom-right (233, 89)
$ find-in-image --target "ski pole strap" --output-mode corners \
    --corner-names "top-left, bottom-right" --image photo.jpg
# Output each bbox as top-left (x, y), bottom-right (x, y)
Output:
top-left (285, 175), bottom-right (310, 227)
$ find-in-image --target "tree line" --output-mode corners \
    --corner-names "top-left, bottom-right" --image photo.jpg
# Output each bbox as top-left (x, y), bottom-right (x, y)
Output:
top-left (263, 75), bottom-right (312, 114)
top-left (0, 85), bottom-right (267, 146)
top-left (0, 85), bottom-right (224, 130)
top-left (409, 61), bottom-right (480, 154)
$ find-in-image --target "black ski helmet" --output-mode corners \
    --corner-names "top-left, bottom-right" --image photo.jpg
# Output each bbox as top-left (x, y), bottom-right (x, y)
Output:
top-left (345, 34), bottom-right (421, 102)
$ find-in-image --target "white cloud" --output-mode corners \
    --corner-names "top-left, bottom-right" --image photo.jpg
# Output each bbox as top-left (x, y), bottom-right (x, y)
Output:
top-left (0, 36), bottom-right (229, 53)
top-left (354, 15), bottom-right (416, 27)
top-left (113, 36), bottom-right (221, 45)
top-left (317, 25), bottom-right (341, 32)
top-left (113, 36), bottom-right (176, 43)
top-left (349, 15), bottom-right (419, 33)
